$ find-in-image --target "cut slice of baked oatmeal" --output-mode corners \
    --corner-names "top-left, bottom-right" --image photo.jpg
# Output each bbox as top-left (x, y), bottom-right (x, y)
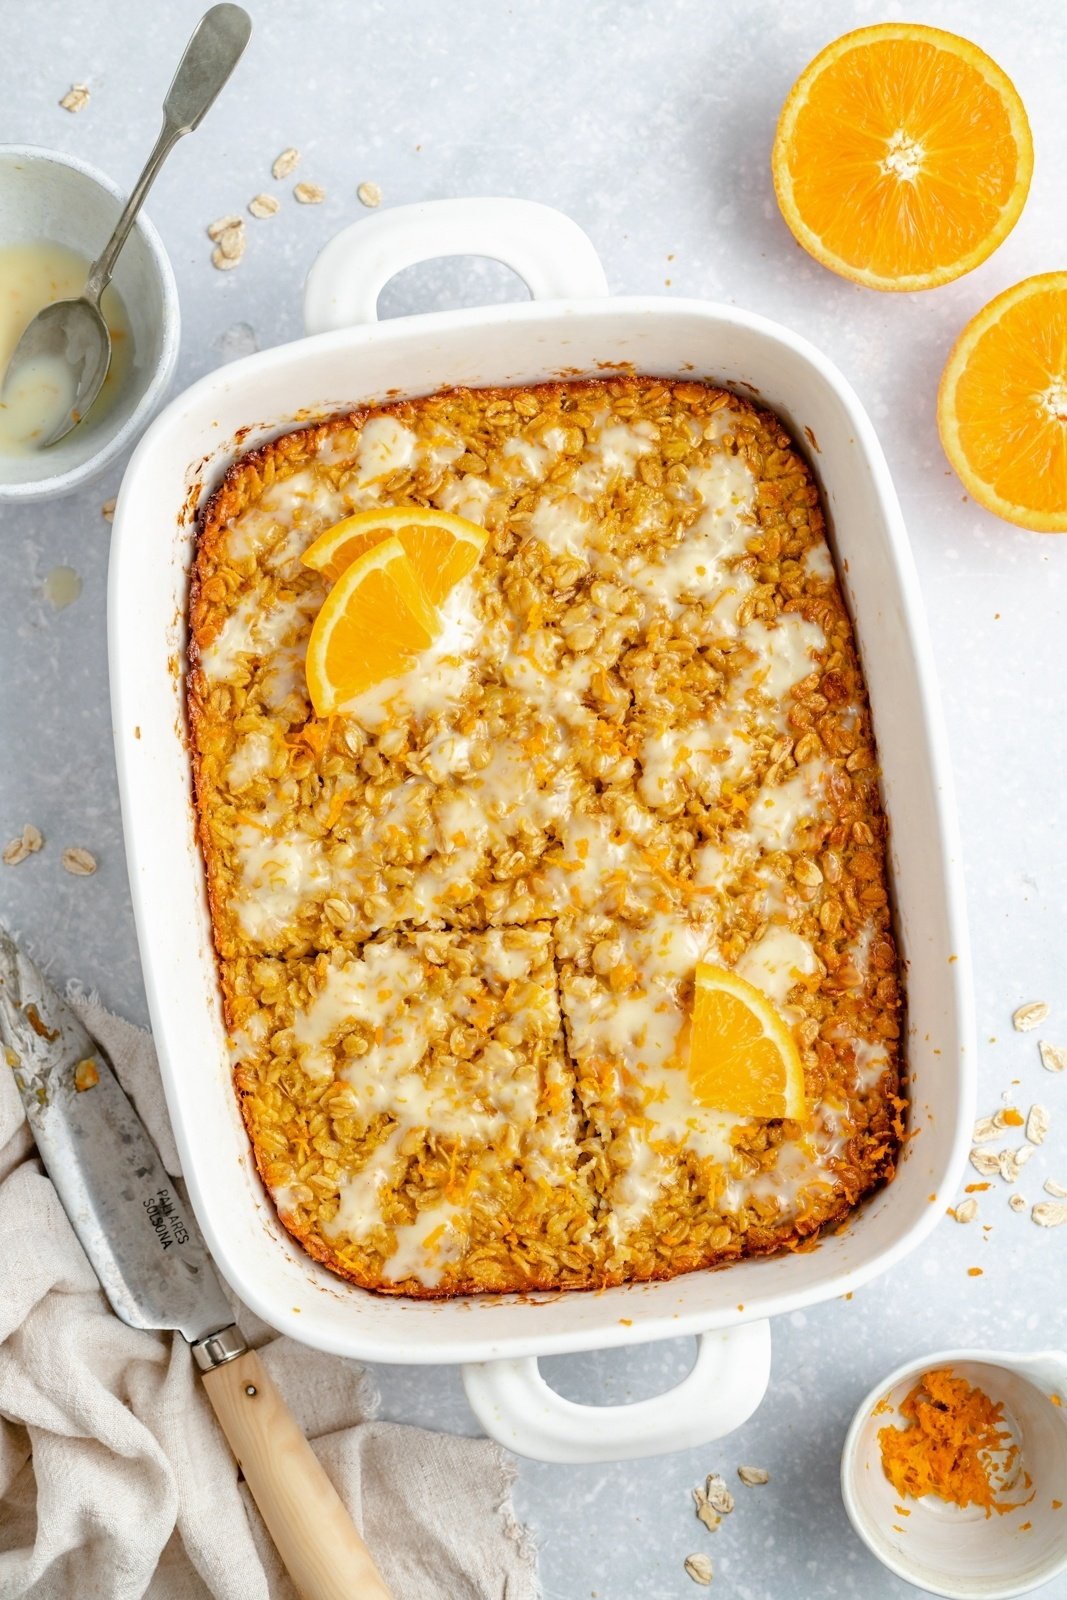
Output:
top-left (227, 925), bottom-right (600, 1294)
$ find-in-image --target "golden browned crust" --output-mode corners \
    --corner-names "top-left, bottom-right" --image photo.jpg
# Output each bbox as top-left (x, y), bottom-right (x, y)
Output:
top-left (187, 377), bottom-right (904, 1297)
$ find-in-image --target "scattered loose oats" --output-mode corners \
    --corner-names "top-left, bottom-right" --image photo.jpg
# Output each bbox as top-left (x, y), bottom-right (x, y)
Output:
top-left (1031, 1202), bottom-right (1067, 1228)
top-left (954, 1197), bottom-right (979, 1224)
top-left (207, 214), bottom-right (242, 241)
top-left (969, 1148), bottom-right (1001, 1177)
top-left (737, 1466), bottom-right (769, 1486)
top-left (73, 1057), bottom-right (99, 1092)
top-left (1039, 1041), bottom-right (1067, 1074)
top-left (972, 1115), bottom-right (1000, 1145)
top-left (1025, 1105), bottom-right (1050, 1146)
top-left (1008, 1193), bottom-right (1028, 1213)
top-left (3, 825), bottom-right (43, 866)
top-left (59, 84), bottom-right (90, 113)
top-left (1044, 1178), bottom-right (1067, 1199)
top-left (1013, 1002), bottom-right (1049, 1033)
top-left (357, 180), bottom-right (382, 208)
top-left (293, 181), bottom-right (325, 205)
top-left (62, 847), bottom-right (97, 876)
top-left (692, 1487), bottom-right (720, 1533)
top-left (704, 1474), bottom-right (735, 1516)
top-left (684, 1553), bottom-right (713, 1586)
top-left (248, 192), bottom-right (280, 219)
top-left (101, 498), bottom-right (116, 522)
top-left (998, 1146), bottom-right (1034, 1184)
top-left (272, 147), bottom-right (300, 179)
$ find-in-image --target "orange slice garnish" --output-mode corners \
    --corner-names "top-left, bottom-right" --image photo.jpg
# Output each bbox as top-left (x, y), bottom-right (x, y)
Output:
top-left (304, 536), bottom-right (441, 716)
top-left (938, 274), bottom-right (1067, 533)
top-left (302, 507), bottom-right (488, 605)
top-left (688, 963), bottom-right (807, 1120)
top-left (772, 24), bottom-right (1033, 292)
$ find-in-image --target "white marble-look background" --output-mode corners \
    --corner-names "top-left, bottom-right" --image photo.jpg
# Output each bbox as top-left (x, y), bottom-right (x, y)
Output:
top-left (2, 3), bottom-right (1066, 1596)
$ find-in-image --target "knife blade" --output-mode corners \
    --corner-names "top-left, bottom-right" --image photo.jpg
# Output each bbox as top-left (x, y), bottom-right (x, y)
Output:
top-left (0, 926), bottom-right (234, 1344)
top-left (0, 924), bottom-right (393, 1600)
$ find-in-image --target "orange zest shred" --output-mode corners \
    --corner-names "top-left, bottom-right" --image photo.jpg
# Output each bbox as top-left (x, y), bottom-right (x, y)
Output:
top-left (878, 1368), bottom-right (1017, 1517)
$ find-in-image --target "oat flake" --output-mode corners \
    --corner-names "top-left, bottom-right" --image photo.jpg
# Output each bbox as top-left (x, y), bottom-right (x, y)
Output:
top-left (954, 1197), bottom-right (979, 1224)
top-left (3, 824), bottom-right (43, 866)
top-left (998, 1146), bottom-right (1034, 1184)
top-left (1008, 1193), bottom-right (1027, 1213)
top-left (692, 1487), bottom-right (720, 1532)
top-left (101, 498), bottom-right (116, 522)
top-left (969, 1148), bottom-right (1001, 1177)
top-left (1032, 1202), bottom-right (1067, 1228)
top-left (215, 223), bottom-right (245, 262)
top-left (207, 214), bottom-right (242, 241)
top-left (684, 1553), bottom-right (713, 1586)
top-left (1013, 1001), bottom-right (1049, 1032)
top-left (357, 180), bottom-right (382, 208)
top-left (1044, 1178), bottom-right (1067, 1199)
top-left (737, 1465), bottom-right (769, 1486)
top-left (294, 181), bottom-right (325, 205)
top-left (1025, 1105), bottom-right (1050, 1146)
top-left (1039, 1041), bottom-right (1067, 1074)
top-left (248, 193), bottom-right (279, 219)
top-left (704, 1474), bottom-right (734, 1516)
top-left (972, 1115), bottom-right (1000, 1145)
top-left (62, 847), bottom-right (97, 876)
top-left (211, 245), bottom-right (241, 272)
top-left (59, 84), bottom-right (90, 113)
top-left (272, 147), bottom-right (300, 179)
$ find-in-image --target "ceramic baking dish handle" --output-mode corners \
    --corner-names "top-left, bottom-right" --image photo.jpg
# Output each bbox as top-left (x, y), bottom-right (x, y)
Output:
top-left (461, 1320), bottom-right (772, 1463)
top-left (303, 197), bottom-right (609, 333)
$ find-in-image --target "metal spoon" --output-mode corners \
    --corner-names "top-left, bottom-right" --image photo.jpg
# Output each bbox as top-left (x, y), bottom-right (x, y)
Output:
top-left (1, 4), bottom-right (251, 449)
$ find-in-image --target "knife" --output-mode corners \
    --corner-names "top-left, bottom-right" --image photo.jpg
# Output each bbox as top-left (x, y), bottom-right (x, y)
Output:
top-left (0, 925), bottom-right (392, 1600)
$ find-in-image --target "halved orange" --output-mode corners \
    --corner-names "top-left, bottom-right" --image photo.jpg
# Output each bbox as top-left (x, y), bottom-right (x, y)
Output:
top-left (938, 274), bottom-right (1067, 533)
top-left (772, 24), bottom-right (1033, 292)
top-left (302, 507), bottom-right (488, 604)
top-left (305, 537), bottom-right (441, 716)
top-left (688, 963), bottom-right (807, 1121)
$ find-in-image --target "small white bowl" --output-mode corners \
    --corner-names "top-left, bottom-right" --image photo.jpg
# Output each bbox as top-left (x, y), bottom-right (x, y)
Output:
top-left (842, 1348), bottom-right (1067, 1599)
top-left (0, 145), bottom-right (179, 501)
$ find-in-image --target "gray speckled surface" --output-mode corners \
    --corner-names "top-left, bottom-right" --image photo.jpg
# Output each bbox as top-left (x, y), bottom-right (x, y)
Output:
top-left (3, 3), bottom-right (1067, 1596)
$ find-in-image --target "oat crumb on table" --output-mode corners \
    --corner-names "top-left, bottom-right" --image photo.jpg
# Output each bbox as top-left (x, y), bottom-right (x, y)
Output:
top-left (3, 824), bottom-right (43, 866)
top-left (59, 84), bottom-right (89, 113)
top-left (684, 1552), bottom-right (713, 1586)
top-left (293, 181), bottom-right (325, 205)
top-left (1012, 1000), bottom-right (1048, 1032)
top-left (62, 847), bottom-right (97, 876)
top-left (272, 147), bottom-right (299, 179)
top-left (1039, 1041), bottom-right (1067, 1073)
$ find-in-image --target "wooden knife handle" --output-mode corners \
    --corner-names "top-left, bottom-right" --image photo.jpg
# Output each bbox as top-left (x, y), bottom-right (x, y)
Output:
top-left (201, 1348), bottom-right (393, 1600)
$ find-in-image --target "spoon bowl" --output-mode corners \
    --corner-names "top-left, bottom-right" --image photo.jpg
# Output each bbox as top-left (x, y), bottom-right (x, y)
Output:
top-left (3, 296), bottom-right (112, 447)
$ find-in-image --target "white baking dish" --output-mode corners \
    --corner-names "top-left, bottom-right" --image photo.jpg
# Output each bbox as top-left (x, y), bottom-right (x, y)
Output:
top-left (109, 198), bottom-right (975, 1463)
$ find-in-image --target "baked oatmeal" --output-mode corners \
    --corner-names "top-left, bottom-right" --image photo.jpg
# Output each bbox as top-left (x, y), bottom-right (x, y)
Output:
top-left (188, 378), bottom-right (904, 1296)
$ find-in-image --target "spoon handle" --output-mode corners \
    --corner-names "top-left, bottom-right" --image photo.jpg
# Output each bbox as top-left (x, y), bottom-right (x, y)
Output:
top-left (85, 4), bottom-right (251, 303)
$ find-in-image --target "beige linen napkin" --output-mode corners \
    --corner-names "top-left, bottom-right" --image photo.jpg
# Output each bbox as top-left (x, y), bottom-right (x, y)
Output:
top-left (0, 995), bottom-right (540, 1600)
